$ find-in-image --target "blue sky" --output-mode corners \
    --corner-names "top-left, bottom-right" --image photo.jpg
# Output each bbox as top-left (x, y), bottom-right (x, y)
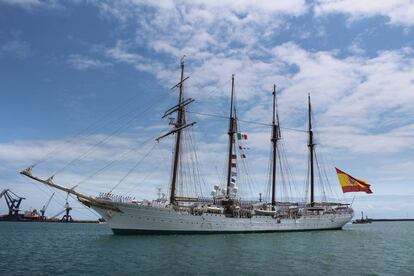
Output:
top-left (1, 0), bottom-right (414, 219)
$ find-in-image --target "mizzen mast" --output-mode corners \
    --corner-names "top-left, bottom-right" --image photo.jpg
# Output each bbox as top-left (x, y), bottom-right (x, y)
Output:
top-left (308, 94), bottom-right (315, 207)
top-left (226, 74), bottom-right (236, 197)
top-left (271, 84), bottom-right (281, 207)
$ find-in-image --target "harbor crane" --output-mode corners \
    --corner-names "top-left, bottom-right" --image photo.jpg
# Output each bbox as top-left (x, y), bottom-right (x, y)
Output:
top-left (0, 189), bottom-right (25, 217)
top-left (40, 192), bottom-right (55, 220)
top-left (51, 193), bottom-right (73, 222)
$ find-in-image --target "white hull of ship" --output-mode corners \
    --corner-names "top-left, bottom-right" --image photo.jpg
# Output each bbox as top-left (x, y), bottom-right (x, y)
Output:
top-left (91, 202), bottom-right (353, 234)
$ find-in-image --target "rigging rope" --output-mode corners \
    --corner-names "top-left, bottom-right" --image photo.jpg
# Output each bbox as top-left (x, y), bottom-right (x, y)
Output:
top-left (108, 143), bottom-right (159, 194)
top-left (124, 145), bottom-right (167, 197)
top-left (50, 94), bottom-right (167, 177)
top-left (314, 150), bottom-right (328, 201)
top-left (75, 134), bottom-right (161, 188)
top-left (187, 110), bottom-right (308, 132)
top-left (33, 91), bottom-right (156, 168)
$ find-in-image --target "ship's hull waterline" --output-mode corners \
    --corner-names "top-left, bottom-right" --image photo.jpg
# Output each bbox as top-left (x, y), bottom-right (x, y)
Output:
top-left (89, 201), bottom-right (353, 235)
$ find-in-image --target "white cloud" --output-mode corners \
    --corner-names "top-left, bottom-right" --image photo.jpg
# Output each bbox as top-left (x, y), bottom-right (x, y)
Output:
top-left (104, 41), bottom-right (166, 74)
top-left (348, 41), bottom-right (365, 55)
top-left (314, 0), bottom-right (414, 27)
top-left (96, 0), bottom-right (307, 72)
top-left (96, 0), bottom-right (307, 21)
top-left (0, 40), bottom-right (31, 59)
top-left (66, 54), bottom-right (112, 70)
top-left (0, 0), bottom-right (61, 10)
top-left (258, 43), bottom-right (414, 156)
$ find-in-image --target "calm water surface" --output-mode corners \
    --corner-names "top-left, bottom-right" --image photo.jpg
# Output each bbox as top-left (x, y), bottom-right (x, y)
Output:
top-left (0, 221), bottom-right (413, 275)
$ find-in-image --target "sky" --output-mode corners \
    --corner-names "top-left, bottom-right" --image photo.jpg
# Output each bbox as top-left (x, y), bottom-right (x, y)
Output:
top-left (1, 0), bottom-right (414, 219)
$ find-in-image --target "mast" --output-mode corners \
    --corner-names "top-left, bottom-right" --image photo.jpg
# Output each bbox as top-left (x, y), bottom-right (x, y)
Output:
top-left (308, 94), bottom-right (315, 207)
top-left (226, 74), bottom-right (236, 197)
top-left (271, 84), bottom-right (280, 207)
top-left (170, 60), bottom-right (186, 205)
top-left (154, 58), bottom-right (195, 204)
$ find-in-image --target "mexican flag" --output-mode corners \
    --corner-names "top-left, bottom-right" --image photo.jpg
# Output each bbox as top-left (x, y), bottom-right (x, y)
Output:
top-left (237, 132), bottom-right (248, 140)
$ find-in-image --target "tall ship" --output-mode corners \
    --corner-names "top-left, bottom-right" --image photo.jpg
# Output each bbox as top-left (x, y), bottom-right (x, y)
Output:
top-left (21, 60), bottom-right (353, 234)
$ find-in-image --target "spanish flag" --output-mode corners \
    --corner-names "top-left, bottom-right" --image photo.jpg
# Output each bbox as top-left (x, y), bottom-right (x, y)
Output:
top-left (335, 168), bottom-right (373, 194)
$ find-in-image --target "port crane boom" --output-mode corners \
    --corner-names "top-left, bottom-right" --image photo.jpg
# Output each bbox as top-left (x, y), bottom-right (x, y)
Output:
top-left (40, 192), bottom-right (55, 220)
top-left (0, 189), bottom-right (25, 217)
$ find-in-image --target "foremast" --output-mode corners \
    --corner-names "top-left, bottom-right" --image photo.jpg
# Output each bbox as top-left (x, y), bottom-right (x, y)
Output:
top-left (170, 61), bottom-right (186, 205)
top-left (308, 94), bottom-right (315, 207)
top-left (157, 58), bottom-right (195, 205)
top-left (271, 85), bottom-right (281, 208)
top-left (226, 75), bottom-right (237, 197)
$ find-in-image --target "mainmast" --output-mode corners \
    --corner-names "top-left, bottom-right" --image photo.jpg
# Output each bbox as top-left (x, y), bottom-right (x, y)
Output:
top-left (308, 94), bottom-right (315, 207)
top-left (226, 75), bottom-right (236, 197)
top-left (271, 84), bottom-right (281, 207)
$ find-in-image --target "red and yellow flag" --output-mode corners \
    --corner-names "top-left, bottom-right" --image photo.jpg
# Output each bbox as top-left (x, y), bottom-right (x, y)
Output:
top-left (335, 168), bottom-right (372, 194)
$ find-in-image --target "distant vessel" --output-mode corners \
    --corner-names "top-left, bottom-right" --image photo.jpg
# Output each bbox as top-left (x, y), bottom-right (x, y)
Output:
top-left (21, 60), bottom-right (353, 234)
top-left (352, 211), bottom-right (372, 224)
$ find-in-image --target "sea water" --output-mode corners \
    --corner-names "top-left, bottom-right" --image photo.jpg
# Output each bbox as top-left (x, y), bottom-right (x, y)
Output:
top-left (0, 221), bottom-right (413, 275)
